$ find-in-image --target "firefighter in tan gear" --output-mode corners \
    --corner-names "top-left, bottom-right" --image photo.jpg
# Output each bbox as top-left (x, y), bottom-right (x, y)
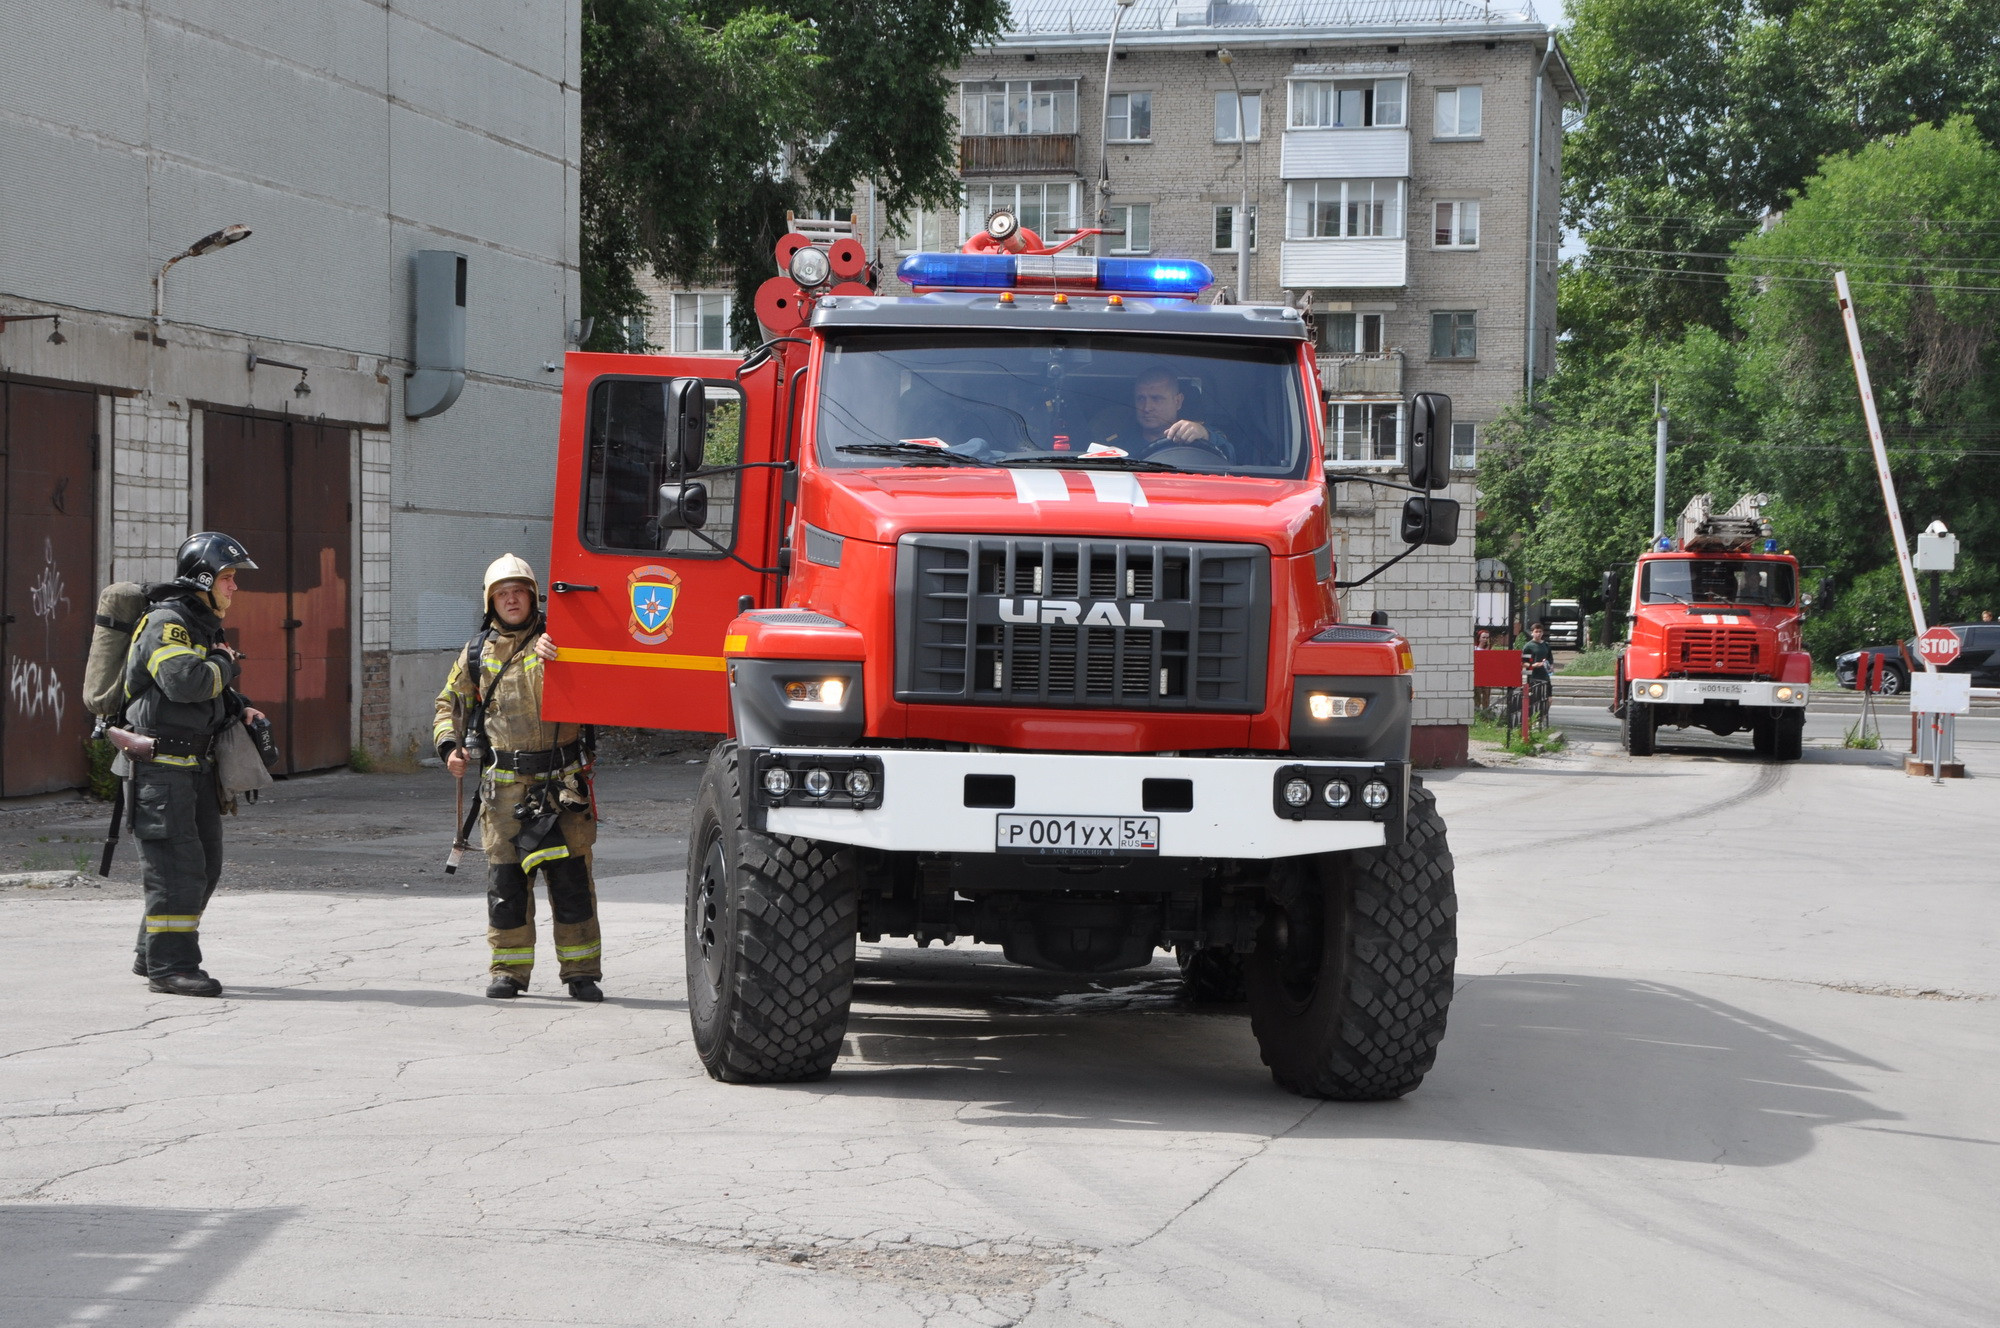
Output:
top-left (434, 555), bottom-right (604, 1001)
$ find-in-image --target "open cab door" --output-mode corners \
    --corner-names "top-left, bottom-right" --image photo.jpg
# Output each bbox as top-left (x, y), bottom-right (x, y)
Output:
top-left (544, 350), bottom-right (789, 732)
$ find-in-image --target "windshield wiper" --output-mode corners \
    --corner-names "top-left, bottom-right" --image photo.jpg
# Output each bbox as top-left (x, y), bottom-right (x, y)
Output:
top-left (1000, 454), bottom-right (1184, 473)
top-left (836, 443), bottom-right (990, 467)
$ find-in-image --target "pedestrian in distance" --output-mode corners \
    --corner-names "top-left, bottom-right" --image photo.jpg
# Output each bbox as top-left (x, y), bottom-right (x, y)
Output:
top-left (434, 555), bottom-right (605, 1002)
top-left (123, 533), bottom-right (266, 997)
top-left (1521, 622), bottom-right (1555, 726)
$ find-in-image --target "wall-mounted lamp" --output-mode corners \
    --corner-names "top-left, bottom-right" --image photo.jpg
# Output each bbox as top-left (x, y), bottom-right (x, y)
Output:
top-left (567, 317), bottom-right (595, 346)
top-left (1, 313), bottom-right (65, 344)
top-left (247, 350), bottom-right (310, 398)
top-left (153, 225), bottom-right (253, 337)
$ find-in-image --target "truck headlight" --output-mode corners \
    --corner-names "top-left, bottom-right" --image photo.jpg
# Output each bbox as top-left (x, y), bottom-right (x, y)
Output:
top-left (1362, 780), bottom-right (1392, 810)
top-left (1322, 779), bottom-right (1352, 808)
top-left (1282, 778), bottom-right (1312, 808)
top-left (783, 678), bottom-right (845, 709)
top-left (1307, 693), bottom-right (1368, 720)
top-left (763, 768), bottom-right (792, 797)
top-left (803, 768), bottom-right (833, 798)
top-left (1647, 683), bottom-right (1666, 699)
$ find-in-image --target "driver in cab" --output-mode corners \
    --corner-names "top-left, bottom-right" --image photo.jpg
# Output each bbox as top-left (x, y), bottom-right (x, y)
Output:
top-left (1096, 366), bottom-right (1230, 461)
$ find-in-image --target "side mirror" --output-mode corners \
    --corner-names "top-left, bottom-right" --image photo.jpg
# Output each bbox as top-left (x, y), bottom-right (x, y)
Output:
top-left (1399, 495), bottom-right (1460, 546)
top-left (665, 378), bottom-right (708, 477)
top-left (1407, 391), bottom-right (1452, 490)
top-left (657, 481), bottom-right (709, 531)
top-left (1800, 593), bottom-right (1815, 610)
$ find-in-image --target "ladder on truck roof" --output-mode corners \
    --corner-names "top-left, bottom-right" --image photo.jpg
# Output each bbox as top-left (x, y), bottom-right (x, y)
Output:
top-left (1677, 493), bottom-right (1771, 553)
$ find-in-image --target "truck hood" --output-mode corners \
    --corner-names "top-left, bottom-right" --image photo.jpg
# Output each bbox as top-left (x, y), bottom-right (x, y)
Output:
top-left (808, 466), bottom-right (1327, 555)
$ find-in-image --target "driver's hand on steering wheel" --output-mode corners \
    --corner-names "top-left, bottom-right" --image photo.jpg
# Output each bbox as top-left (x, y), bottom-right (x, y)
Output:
top-left (1160, 419), bottom-right (1211, 444)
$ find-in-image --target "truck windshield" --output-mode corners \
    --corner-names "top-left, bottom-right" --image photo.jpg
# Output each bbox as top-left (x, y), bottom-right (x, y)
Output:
top-left (1641, 559), bottom-right (1796, 607)
top-left (814, 331), bottom-right (1311, 478)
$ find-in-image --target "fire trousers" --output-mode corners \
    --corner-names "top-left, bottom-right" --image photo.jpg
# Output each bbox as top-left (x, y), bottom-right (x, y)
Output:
top-left (130, 762), bottom-right (225, 978)
top-left (484, 808), bottom-right (602, 986)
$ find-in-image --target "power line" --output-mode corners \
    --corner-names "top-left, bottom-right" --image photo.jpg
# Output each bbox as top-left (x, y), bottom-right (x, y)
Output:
top-left (1543, 243), bottom-right (2000, 280)
top-left (1570, 260), bottom-right (2000, 295)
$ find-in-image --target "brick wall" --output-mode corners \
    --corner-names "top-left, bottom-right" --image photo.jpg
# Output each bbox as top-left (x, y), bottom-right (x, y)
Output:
top-left (111, 396), bottom-right (190, 585)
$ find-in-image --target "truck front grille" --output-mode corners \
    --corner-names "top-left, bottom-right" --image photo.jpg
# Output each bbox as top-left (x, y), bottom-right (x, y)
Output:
top-left (1669, 625), bottom-right (1764, 675)
top-left (896, 535), bottom-right (1269, 711)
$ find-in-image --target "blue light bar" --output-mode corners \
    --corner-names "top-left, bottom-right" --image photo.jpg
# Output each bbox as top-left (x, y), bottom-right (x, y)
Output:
top-left (896, 253), bottom-right (1017, 289)
top-left (1097, 258), bottom-right (1214, 296)
top-left (895, 252), bottom-right (1215, 298)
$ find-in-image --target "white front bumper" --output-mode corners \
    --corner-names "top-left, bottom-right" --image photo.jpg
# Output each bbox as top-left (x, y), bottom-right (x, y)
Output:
top-left (762, 749), bottom-right (1393, 858)
top-left (1630, 678), bottom-right (1809, 707)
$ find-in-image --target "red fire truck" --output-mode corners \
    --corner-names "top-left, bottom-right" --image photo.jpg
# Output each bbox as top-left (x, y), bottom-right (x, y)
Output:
top-left (1614, 496), bottom-right (1812, 759)
top-left (545, 216), bottom-right (1464, 1098)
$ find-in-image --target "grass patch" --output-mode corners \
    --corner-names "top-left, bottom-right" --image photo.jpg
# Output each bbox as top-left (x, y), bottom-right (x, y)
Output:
top-left (1559, 648), bottom-right (1619, 676)
top-left (1471, 714), bottom-right (1568, 756)
top-left (85, 738), bottom-right (117, 801)
top-left (1843, 720), bottom-right (1882, 749)
top-left (348, 744), bottom-right (375, 773)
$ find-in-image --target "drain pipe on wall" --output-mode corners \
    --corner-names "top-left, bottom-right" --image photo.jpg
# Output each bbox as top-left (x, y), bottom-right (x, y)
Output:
top-left (1523, 35), bottom-right (1555, 398)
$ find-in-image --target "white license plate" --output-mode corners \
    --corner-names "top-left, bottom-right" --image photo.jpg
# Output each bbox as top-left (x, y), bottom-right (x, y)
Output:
top-left (996, 814), bottom-right (1160, 856)
top-left (1695, 682), bottom-right (1744, 695)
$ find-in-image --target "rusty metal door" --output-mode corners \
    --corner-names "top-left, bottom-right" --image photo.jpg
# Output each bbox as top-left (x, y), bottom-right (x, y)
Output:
top-left (203, 413), bottom-right (351, 773)
top-left (0, 382), bottom-right (98, 795)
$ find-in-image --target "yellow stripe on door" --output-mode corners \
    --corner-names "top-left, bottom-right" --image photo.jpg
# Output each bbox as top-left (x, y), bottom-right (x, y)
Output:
top-left (557, 648), bottom-right (727, 673)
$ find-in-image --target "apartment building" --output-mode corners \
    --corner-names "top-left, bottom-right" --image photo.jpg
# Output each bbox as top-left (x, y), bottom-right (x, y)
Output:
top-left (1, 0), bottom-right (582, 790)
top-left (640, 0), bottom-right (1578, 764)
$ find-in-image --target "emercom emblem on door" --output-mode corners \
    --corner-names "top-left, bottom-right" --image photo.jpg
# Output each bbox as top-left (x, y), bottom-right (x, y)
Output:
top-left (628, 565), bottom-right (681, 644)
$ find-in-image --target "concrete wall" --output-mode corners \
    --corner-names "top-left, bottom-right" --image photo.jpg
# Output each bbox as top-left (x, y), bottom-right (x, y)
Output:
top-left (0, 0), bottom-right (583, 764)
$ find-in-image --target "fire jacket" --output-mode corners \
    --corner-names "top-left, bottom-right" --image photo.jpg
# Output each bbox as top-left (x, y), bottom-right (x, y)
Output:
top-left (122, 588), bottom-right (241, 752)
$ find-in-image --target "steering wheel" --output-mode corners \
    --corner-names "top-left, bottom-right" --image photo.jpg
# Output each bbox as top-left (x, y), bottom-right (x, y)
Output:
top-left (1142, 442), bottom-right (1232, 469)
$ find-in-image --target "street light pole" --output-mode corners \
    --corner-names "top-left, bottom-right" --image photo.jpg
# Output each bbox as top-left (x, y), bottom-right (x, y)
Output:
top-left (1652, 380), bottom-right (1668, 542)
top-left (1218, 50), bottom-right (1250, 303)
top-left (1097, 0), bottom-right (1137, 252)
top-left (151, 224), bottom-right (253, 330)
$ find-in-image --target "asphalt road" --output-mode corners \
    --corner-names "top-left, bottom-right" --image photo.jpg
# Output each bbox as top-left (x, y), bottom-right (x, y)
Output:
top-left (2, 738), bottom-right (1995, 1327)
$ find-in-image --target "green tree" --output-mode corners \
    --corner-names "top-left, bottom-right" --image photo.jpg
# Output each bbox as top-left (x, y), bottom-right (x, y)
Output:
top-left (582, 0), bottom-right (1005, 350)
top-left (1561, 0), bottom-right (2000, 349)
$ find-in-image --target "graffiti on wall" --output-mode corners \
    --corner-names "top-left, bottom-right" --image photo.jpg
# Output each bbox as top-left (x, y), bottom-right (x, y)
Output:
top-left (8, 655), bottom-right (66, 732)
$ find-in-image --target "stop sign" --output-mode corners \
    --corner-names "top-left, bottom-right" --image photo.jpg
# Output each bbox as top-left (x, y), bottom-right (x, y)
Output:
top-left (1917, 626), bottom-right (1963, 666)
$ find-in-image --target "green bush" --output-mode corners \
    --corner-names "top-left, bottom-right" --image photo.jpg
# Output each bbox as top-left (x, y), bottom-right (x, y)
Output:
top-left (85, 739), bottom-right (117, 801)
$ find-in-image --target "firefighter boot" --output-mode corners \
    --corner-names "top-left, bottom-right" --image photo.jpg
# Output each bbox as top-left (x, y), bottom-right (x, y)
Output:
top-left (542, 855), bottom-right (603, 986)
top-left (567, 979), bottom-right (603, 1002)
top-left (486, 976), bottom-right (521, 999)
top-left (150, 971), bottom-right (223, 997)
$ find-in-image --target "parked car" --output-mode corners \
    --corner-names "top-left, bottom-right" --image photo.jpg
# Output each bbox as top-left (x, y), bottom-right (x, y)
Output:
top-left (1542, 599), bottom-right (1585, 650)
top-left (1835, 625), bottom-right (2000, 694)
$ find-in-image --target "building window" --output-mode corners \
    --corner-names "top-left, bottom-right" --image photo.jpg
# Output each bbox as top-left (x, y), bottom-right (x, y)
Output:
top-left (890, 206), bottom-right (961, 253)
top-left (1290, 79), bottom-right (1405, 129)
top-left (1326, 400), bottom-right (1403, 464)
top-left (672, 293), bottom-right (740, 354)
top-left (1215, 90), bottom-right (1262, 142)
top-left (1107, 91), bottom-right (1152, 142)
top-left (965, 180), bottom-right (1075, 240)
top-left (1433, 200), bottom-right (1480, 248)
top-left (1108, 204), bottom-right (1151, 253)
top-left (617, 314), bottom-right (648, 352)
top-left (1451, 421), bottom-right (1478, 470)
top-left (962, 80), bottom-right (1078, 136)
top-left (1435, 85), bottom-right (1483, 138)
top-left (1430, 310), bottom-right (1477, 359)
top-left (1322, 312), bottom-right (1385, 355)
top-left (1287, 179), bottom-right (1405, 240)
top-left (1212, 203), bottom-right (1259, 252)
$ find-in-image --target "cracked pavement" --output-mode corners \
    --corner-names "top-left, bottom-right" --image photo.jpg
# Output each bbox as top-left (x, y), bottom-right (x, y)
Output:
top-left (2, 736), bottom-right (1996, 1326)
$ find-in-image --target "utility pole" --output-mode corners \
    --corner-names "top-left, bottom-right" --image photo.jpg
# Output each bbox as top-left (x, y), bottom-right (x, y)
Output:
top-left (1652, 380), bottom-right (1668, 542)
top-left (1218, 49), bottom-right (1250, 303)
top-left (1096, 0), bottom-right (1138, 253)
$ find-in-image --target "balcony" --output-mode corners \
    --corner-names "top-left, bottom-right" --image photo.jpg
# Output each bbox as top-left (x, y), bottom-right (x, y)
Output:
top-left (1281, 237), bottom-right (1406, 289)
top-left (959, 134), bottom-right (1078, 176)
top-left (1318, 350), bottom-right (1403, 397)
top-left (1279, 127), bottom-right (1410, 180)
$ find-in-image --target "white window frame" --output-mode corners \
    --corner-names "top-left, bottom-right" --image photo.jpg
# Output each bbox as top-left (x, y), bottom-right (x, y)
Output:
top-left (1286, 179), bottom-right (1405, 240)
top-left (1289, 78), bottom-right (1406, 129)
top-left (1435, 85), bottom-right (1483, 138)
top-left (671, 292), bottom-right (741, 354)
top-left (1107, 91), bottom-right (1153, 143)
top-left (1450, 420), bottom-right (1478, 471)
top-left (1108, 203), bottom-right (1152, 254)
top-left (1433, 199), bottom-right (1480, 249)
top-left (1215, 90), bottom-right (1262, 143)
top-left (1325, 400), bottom-right (1405, 465)
top-left (1321, 311), bottom-right (1385, 355)
top-left (890, 205), bottom-right (962, 254)
top-left (963, 180), bottom-right (1077, 243)
top-left (1212, 203), bottom-right (1259, 253)
top-left (961, 79), bottom-right (1079, 136)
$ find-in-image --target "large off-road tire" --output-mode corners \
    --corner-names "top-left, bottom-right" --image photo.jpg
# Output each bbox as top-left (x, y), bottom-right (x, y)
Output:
top-left (1774, 709), bottom-right (1805, 762)
top-left (1623, 700), bottom-right (1656, 756)
top-left (685, 742), bottom-right (860, 1083)
top-left (1176, 945), bottom-right (1248, 1003)
top-left (1751, 712), bottom-right (1776, 756)
top-left (1246, 780), bottom-right (1457, 1100)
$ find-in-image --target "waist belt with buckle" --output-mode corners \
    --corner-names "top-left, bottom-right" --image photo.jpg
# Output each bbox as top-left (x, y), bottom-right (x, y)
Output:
top-left (491, 740), bottom-right (583, 776)
top-left (149, 733), bottom-right (217, 760)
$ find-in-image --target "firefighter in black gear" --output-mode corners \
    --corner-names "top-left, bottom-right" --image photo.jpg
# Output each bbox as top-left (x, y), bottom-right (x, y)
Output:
top-left (124, 532), bottom-right (265, 997)
top-left (434, 555), bottom-right (604, 1002)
